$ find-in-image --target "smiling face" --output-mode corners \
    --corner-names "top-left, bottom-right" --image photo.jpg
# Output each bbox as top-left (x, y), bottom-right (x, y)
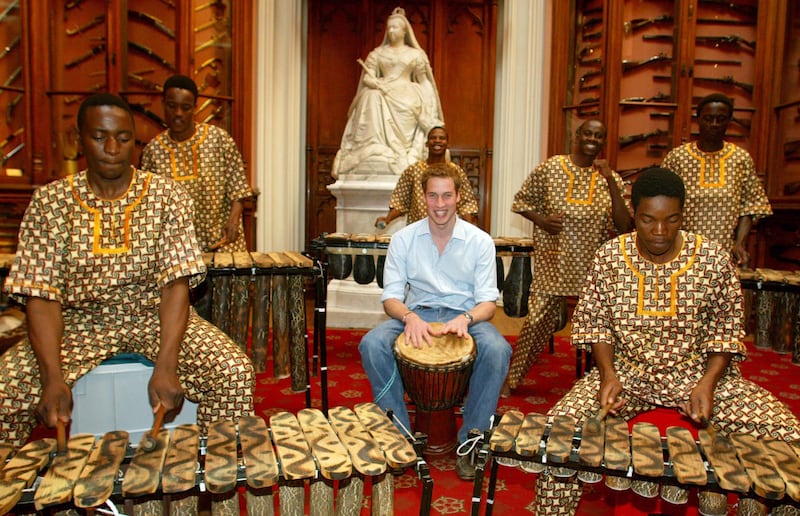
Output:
top-left (80, 105), bottom-right (135, 184)
top-left (163, 87), bottom-right (197, 141)
top-left (424, 175), bottom-right (460, 231)
top-left (634, 195), bottom-right (683, 263)
top-left (426, 127), bottom-right (448, 159)
top-left (575, 120), bottom-right (607, 159)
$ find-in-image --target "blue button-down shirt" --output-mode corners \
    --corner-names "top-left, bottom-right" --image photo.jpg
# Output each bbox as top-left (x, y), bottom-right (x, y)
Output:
top-left (381, 217), bottom-right (499, 311)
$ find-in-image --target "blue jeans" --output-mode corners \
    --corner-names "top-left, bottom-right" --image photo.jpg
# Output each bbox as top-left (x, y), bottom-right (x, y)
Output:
top-left (359, 307), bottom-right (511, 443)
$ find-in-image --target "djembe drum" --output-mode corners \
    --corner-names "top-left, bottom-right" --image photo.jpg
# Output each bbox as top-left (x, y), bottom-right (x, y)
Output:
top-left (394, 322), bottom-right (476, 456)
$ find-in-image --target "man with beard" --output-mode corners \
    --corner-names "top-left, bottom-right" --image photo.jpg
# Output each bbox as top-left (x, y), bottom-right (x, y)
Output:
top-left (375, 126), bottom-right (478, 229)
top-left (503, 119), bottom-right (631, 393)
top-left (663, 93), bottom-right (771, 266)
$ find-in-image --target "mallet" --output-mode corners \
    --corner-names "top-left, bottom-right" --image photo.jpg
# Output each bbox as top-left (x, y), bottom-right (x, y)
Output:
top-left (140, 403), bottom-right (166, 452)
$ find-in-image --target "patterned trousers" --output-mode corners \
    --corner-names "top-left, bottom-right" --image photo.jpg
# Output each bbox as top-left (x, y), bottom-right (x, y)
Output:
top-left (534, 370), bottom-right (800, 515)
top-left (506, 292), bottom-right (562, 390)
top-left (0, 309), bottom-right (254, 448)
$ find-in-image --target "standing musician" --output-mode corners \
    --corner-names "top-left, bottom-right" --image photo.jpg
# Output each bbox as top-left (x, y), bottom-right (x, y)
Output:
top-left (533, 167), bottom-right (799, 515)
top-left (140, 74), bottom-right (254, 252)
top-left (503, 119), bottom-right (631, 394)
top-left (360, 163), bottom-right (511, 481)
top-left (0, 93), bottom-right (254, 450)
top-left (374, 126), bottom-right (479, 229)
top-left (663, 93), bottom-right (771, 266)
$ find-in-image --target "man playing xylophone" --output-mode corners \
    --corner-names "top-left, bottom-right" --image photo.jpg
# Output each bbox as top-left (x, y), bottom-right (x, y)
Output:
top-left (534, 167), bottom-right (800, 515)
top-left (0, 94), bottom-right (254, 450)
top-left (360, 162), bottom-right (511, 481)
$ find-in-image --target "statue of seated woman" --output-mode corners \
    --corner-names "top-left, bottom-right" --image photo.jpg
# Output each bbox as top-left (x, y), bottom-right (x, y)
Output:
top-left (332, 7), bottom-right (444, 178)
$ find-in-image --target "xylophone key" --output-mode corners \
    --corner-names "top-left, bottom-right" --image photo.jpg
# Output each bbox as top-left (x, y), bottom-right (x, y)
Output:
top-left (665, 426), bottom-right (707, 487)
top-left (238, 415), bottom-right (280, 489)
top-left (698, 429), bottom-right (750, 494)
top-left (489, 410), bottom-right (524, 454)
top-left (604, 418), bottom-right (631, 490)
top-left (731, 433), bottom-right (786, 500)
top-left (34, 433), bottom-right (95, 510)
top-left (546, 415), bottom-right (576, 466)
top-left (250, 252), bottom-right (274, 373)
top-left (0, 438), bottom-right (57, 514)
top-left (632, 422), bottom-right (663, 478)
top-left (74, 430), bottom-right (129, 508)
top-left (354, 402), bottom-right (417, 469)
top-left (205, 420), bottom-right (239, 494)
top-left (328, 406), bottom-right (386, 476)
top-left (298, 408), bottom-right (353, 480)
top-left (762, 438), bottom-right (800, 502)
top-left (578, 416), bottom-right (605, 478)
top-left (517, 412), bottom-right (547, 474)
top-left (161, 424), bottom-right (200, 494)
top-left (122, 428), bottom-right (170, 497)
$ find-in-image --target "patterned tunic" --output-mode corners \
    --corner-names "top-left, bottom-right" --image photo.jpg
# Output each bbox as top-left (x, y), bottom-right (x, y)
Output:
top-left (511, 155), bottom-right (627, 296)
top-left (663, 142), bottom-right (772, 249)
top-left (572, 230), bottom-right (746, 406)
top-left (0, 169), bottom-right (254, 447)
top-left (389, 160), bottom-right (479, 224)
top-left (141, 123), bottom-right (254, 252)
top-left (535, 230), bottom-right (800, 515)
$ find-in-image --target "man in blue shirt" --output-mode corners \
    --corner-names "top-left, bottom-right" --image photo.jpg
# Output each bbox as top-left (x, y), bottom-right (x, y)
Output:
top-left (359, 163), bottom-right (511, 480)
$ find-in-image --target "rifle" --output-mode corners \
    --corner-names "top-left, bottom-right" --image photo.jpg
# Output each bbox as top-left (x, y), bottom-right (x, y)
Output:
top-left (0, 0), bottom-right (18, 23)
top-left (194, 17), bottom-right (229, 33)
top-left (66, 14), bottom-right (105, 36)
top-left (6, 92), bottom-right (22, 123)
top-left (194, 32), bottom-right (230, 53)
top-left (619, 128), bottom-right (669, 148)
top-left (653, 74), bottom-right (753, 94)
top-left (695, 58), bottom-right (742, 66)
top-left (690, 112), bottom-right (751, 131)
top-left (65, 44), bottom-right (105, 69)
top-left (623, 14), bottom-right (673, 34)
top-left (621, 92), bottom-right (672, 103)
top-left (128, 73), bottom-right (162, 92)
top-left (579, 69), bottom-right (603, 84)
top-left (578, 56), bottom-right (602, 66)
top-left (622, 52), bottom-right (671, 73)
top-left (194, 0), bottom-right (226, 13)
top-left (3, 65), bottom-right (21, 87)
top-left (0, 34), bottom-right (20, 59)
top-left (0, 127), bottom-right (23, 148)
top-left (581, 17), bottom-right (603, 31)
top-left (128, 10), bottom-right (175, 39)
top-left (129, 103), bottom-right (167, 128)
top-left (128, 41), bottom-right (175, 70)
top-left (578, 44), bottom-right (600, 59)
top-left (194, 57), bottom-right (222, 75)
top-left (2, 142), bottom-right (24, 165)
top-left (783, 140), bottom-right (800, 158)
top-left (696, 34), bottom-right (756, 51)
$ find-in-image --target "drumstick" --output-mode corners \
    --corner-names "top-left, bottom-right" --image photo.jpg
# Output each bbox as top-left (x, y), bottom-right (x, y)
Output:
top-left (700, 415), bottom-right (731, 452)
top-left (208, 238), bottom-right (228, 251)
top-left (140, 403), bottom-right (166, 452)
top-left (56, 418), bottom-right (67, 455)
top-left (584, 402), bottom-right (612, 434)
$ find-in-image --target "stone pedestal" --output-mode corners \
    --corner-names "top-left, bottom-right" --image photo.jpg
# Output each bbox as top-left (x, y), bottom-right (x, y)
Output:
top-left (326, 174), bottom-right (405, 328)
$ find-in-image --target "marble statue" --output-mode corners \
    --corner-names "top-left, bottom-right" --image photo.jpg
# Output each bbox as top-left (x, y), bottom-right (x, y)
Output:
top-left (332, 7), bottom-right (444, 178)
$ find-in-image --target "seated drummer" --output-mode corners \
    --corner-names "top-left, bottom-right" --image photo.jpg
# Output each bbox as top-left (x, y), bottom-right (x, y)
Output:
top-left (359, 162), bottom-right (511, 481)
top-left (0, 93), bottom-right (255, 449)
top-left (533, 167), bottom-right (800, 515)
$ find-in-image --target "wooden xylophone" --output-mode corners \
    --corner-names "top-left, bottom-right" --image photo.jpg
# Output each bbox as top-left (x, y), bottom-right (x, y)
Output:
top-left (200, 251), bottom-right (325, 407)
top-left (309, 234), bottom-right (536, 317)
top-left (4, 402), bottom-right (433, 516)
top-left (738, 268), bottom-right (800, 363)
top-left (470, 410), bottom-right (800, 516)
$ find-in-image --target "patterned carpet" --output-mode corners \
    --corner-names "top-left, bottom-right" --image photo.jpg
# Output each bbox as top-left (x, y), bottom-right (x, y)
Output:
top-left (252, 329), bottom-right (800, 516)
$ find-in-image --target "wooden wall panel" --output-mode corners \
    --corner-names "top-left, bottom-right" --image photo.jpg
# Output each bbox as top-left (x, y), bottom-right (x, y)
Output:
top-left (305, 0), bottom-right (497, 246)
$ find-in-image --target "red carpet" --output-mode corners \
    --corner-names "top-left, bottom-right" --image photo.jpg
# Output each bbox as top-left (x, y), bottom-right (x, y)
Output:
top-left (253, 330), bottom-right (800, 516)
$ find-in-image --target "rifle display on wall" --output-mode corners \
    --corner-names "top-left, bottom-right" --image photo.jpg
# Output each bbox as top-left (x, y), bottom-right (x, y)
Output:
top-left (619, 128), bottom-right (669, 148)
top-left (696, 34), bottom-right (756, 51)
top-left (623, 14), bottom-right (674, 34)
top-left (622, 53), bottom-right (671, 72)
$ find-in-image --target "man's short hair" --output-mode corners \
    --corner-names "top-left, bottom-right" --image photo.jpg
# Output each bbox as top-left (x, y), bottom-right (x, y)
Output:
top-left (631, 167), bottom-right (686, 211)
top-left (77, 93), bottom-right (134, 132)
top-left (421, 162), bottom-right (462, 192)
top-left (696, 93), bottom-right (733, 119)
top-left (163, 74), bottom-right (199, 102)
top-left (427, 125), bottom-right (447, 138)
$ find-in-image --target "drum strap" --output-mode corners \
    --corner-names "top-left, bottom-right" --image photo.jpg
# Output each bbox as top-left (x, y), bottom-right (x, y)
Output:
top-left (375, 367), bottom-right (399, 403)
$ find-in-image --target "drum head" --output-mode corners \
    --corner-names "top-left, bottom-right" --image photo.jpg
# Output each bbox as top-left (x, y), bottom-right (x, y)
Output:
top-left (394, 322), bottom-right (476, 367)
